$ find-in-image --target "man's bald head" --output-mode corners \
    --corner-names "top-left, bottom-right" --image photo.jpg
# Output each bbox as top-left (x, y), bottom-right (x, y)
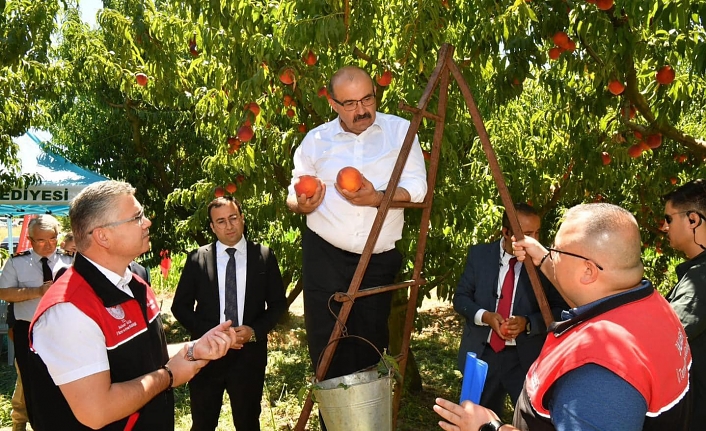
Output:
top-left (327, 66), bottom-right (373, 100)
top-left (561, 203), bottom-right (643, 274)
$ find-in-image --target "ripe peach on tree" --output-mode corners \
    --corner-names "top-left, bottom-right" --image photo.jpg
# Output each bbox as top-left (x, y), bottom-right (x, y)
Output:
top-left (549, 47), bottom-right (562, 60)
top-left (245, 102), bottom-right (260, 117)
top-left (627, 144), bottom-right (643, 158)
top-left (601, 152), bottom-right (612, 165)
top-left (135, 73), bottom-right (148, 86)
top-left (279, 67), bottom-right (295, 85)
top-left (646, 134), bottom-right (662, 149)
top-left (376, 70), bottom-right (392, 86)
top-left (237, 124), bottom-right (254, 142)
top-left (608, 80), bottom-right (625, 95)
top-left (656, 65), bottom-right (675, 85)
top-left (553, 32), bottom-right (569, 49)
top-left (303, 50), bottom-right (317, 66)
top-left (596, 0), bottom-right (614, 11)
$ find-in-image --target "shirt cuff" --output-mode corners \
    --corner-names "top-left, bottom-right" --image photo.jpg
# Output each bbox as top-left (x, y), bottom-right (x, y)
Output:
top-left (474, 309), bottom-right (488, 326)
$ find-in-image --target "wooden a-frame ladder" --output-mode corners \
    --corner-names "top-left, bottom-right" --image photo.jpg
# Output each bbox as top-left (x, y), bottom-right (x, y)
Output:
top-left (294, 43), bottom-right (555, 430)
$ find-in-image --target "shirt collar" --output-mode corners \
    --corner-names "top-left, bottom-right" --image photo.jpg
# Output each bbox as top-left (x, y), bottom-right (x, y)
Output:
top-left (30, 249), bottom-right (58, 263)
top-left (676, 250), bottom-right (706, 280)
top-left (498, 237), bottom-right (516, 264)
top-left (81, 254), bottom-right (133, 289)
top-left (553, 280), bottom-right (653, 335)
top-left (216, 235), bottom-right (247, 256)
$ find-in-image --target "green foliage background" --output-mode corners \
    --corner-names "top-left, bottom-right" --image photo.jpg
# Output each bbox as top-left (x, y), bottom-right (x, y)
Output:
top-left (2, 0), bottom-right (705, 330)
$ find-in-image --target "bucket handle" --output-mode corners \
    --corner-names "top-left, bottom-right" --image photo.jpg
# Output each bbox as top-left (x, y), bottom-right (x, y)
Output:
top-left (315, 334), bottom-right (394, 380)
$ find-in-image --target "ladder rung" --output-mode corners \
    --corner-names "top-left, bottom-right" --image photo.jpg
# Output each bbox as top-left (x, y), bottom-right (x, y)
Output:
top-left (389, 201), bottom-right (429, 209)
top-left (333, 279), bottom-right (426, 302)
top-left (398, 103), bottom-right (443, 122)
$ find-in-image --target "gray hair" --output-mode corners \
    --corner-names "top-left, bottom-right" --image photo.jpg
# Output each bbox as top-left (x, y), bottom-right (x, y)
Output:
top-left (69, 181), bottom-right (136, 250)
top-left (27, 215), bottom-right (60, 238)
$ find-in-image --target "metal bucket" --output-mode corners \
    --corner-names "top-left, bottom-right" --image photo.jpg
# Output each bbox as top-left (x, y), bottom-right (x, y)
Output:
top-left (313, 369), bottom-right (393, 431)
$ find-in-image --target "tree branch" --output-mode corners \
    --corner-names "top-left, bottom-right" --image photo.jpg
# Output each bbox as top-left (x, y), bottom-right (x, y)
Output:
top-left (577, 34), bottom-right (603, 66)
top-left (624, 56), bottom-right (706, 154)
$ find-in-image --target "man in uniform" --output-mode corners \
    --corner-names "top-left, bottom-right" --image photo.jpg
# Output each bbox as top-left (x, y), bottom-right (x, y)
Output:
top-left (0, 215), bottom-right (73, 430)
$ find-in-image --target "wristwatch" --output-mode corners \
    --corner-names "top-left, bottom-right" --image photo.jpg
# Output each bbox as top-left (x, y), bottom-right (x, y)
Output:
top-left (186, 341), bottom-right (196, 361)
top-left (525, 318), bottom-right (531, 335)
top-left (479, 419), bottom-right (505, 431)
top-left (248, 331), bottom-right (257, 343)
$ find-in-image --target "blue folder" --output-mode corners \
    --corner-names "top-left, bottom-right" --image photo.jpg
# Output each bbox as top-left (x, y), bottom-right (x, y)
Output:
top-left (460, 352), bottom-right (488, 404)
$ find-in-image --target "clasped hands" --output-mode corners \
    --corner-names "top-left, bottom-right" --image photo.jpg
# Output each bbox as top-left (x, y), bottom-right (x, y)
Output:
top-left (190, 321), bottom-right (255, 361)
top-left (164, 320), bottom-right (255, 387)
top-left (482, 312), bottom-right (527, 340)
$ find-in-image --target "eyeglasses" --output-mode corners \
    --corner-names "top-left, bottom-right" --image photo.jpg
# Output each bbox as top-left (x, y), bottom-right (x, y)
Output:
top-left (547, 246), bottom-right (604, 271)
top-left (331, 94), bottom-right (376, 111)
top-left (213, 214), bottom-right (240, 229)
top-left (29, 237), bottom-right (58, 246)
top-left (664, 211), bottom-right (689, 224)
top-left (88, 210), bottom-right (145, 234)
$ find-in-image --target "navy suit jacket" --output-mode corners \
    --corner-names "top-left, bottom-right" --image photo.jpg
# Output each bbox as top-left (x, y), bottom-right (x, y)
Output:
top-left (171, 241), bottom-right (287, 347)
top-left (454, 240), bottom-right (567, 372)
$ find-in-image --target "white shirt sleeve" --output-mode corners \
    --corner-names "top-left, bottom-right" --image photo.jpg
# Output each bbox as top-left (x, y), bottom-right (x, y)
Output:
top-left (32, 302), bottom-right (110, 385)
top-left (474, 308), bottom-right (488, 326)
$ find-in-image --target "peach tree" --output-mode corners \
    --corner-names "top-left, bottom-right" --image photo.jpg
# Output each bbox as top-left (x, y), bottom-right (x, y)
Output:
top-left (17, 0), bottom-right (705, 297)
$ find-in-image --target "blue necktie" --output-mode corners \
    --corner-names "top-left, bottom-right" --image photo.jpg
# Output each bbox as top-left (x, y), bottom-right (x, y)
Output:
top-left (224, 248), bottom-right (239, 325)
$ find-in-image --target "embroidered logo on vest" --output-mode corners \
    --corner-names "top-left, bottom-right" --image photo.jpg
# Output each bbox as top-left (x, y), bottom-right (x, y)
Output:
top-left (106, 305), bottom-right (126, 320)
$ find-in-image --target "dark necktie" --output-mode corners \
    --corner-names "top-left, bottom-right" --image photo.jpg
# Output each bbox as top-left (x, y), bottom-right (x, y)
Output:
top-left (224, 248), bottom-right (239, 325)
top-left (40, 257), bottom-right (52, 282)
top-left (489, 257), bottom-right (517, 352)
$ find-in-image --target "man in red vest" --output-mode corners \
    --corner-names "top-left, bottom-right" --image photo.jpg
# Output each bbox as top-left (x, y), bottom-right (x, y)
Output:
top-left (435, 203), bottom-right (692, 431)
top-left (28, 180), bottom-right (237, 431)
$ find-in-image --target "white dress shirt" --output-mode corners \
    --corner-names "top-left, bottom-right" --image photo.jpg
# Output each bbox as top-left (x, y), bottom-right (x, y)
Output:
top-left (473, 238), bottom-right (520, 346)
top-left (216, 237), bottom-right (248, 326)
top-left (288, 112), bottom-right (428, 254)
top-left (32, 256), bottom-right (136, 385)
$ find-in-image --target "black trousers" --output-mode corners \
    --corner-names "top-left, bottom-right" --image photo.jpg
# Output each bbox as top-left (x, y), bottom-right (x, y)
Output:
top-left (188, 346), bottom-right (266, 431)
top-left (478, 344), bottom-right (525, 417)
top-left (302, 228), bottom-right (402, 381)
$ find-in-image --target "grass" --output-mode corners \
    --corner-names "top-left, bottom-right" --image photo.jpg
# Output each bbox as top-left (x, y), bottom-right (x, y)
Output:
top-left (0, 298), bottom-right (465, 430)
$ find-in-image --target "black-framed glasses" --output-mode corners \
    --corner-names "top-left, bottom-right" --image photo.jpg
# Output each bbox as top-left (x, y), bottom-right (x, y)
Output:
top-left (88, 210), bottom-right (145, 235)
top-left (664, 211), bottom-right (689, 224)
top-left (213, 214), bottom-right (240, 229)
top-left (547, 247), bottom-right (604, 271)
top-left (331, 94), bottom-right (376, 111)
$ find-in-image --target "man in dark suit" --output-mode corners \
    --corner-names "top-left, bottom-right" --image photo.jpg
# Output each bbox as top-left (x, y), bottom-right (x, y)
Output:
top-left (454, 203), bottom-right (566, 417)
top-left (172, 196), bottom-right (287, 431)
top-left (662, 179), bottom-right (706, 431)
